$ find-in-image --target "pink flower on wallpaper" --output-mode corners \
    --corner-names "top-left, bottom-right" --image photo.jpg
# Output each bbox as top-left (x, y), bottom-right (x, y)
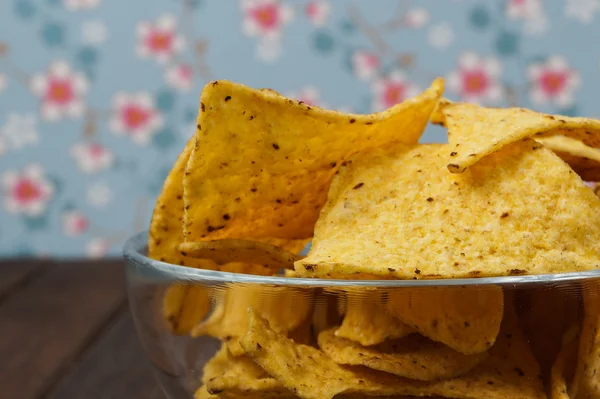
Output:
top-left (86, 238), bottom-right (109, 259)
top-left (528, 56), bottom-right (581, 107)
top-left (70, 142), bottom-right (114, 173)
top-left (136, 14), bottom-right (185, 64)
top-left (404, 8), bottom-right (430, 28)
top-left (2, 164), bottom-right (54, 216)
top-left (62, 210), bottom-right (89, 236)
top-left (110, 92), bottom-right (163, 145)
top-left (371, 71), bottom-right (420, 112)
top-left (287, 86), bottom-right (324, 107)
top-left (305, 1), bottom-right (331, 26)
top-left (446, 52), bottom-right (503, 104)
top-left (165, 64), bottom-right (193, 91)
top-left (352, 50), bottom-right (381, 81)
top-left (63, 0), bottom-right (101, 11)
top-left (30, 61), bottom-right (88, 121)
top-left (242, 0), bottom-right (294, 40)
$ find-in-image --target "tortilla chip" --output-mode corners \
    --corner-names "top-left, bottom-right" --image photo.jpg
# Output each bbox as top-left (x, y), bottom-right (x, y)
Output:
top-left (387, 286), bottom-right (503, 354)
top-left (550, 327), bottom-right (579, 399)
top-left (179, 239), bottom-right (301, 269)
top-left (162, 283), bottom-right (211, 334)
top-left (192, 285), bottom-right (313, 356)
top-left (536, 136), bottom-right (600, 181)
top-left (183, 79), bottom-right (443, 242)
top-left (433, 101), bottom-right (600, 173)
top-left (240, 308), bottom-right (545, 399)
top-left (149, 138), bottom-right (306, 333)
top-left (318, 328), bottom-right (487, 381)
top-left (202, 344), bottom-right (291, 396)
top-left (335, 291), bottom-right (414, 346)
top-left (571, 281), bottom-right (600, 399)
top-left (517, 287), bottom-right (581, 381)
top-left (296, 140), bottom-right (600, 279)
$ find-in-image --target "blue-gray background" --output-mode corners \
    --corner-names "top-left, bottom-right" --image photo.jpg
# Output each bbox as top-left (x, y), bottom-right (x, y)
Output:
top-left (0, 0), bottom-right (598, 258)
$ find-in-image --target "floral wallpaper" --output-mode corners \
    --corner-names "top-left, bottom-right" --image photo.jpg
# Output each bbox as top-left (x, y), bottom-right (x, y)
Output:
top-left (1, 0), bottom-right (599, 259)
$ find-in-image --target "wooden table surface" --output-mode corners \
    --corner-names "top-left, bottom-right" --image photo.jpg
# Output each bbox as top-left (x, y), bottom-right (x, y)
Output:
top-left (0, 259), bottom-right (166, 399)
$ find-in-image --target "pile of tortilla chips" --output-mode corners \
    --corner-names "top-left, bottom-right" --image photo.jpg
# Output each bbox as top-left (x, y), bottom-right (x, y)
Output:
top-left (147, 78), bottom-right (600, 399)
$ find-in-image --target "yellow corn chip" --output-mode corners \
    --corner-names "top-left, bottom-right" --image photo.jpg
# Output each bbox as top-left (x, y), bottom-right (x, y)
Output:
top-left (149, 138), bottom-right (305, 333)
top-left (571, 281), bottom-right (600, 399)
top-left (192, 285), bottom-right (313, 356)
top-left (183, 79), bottom-right (443, 242)
top-left (318, 327), bottom-right (487, 381)
top-left (433, 101), bottom-right (600, 173)
top-left (179, 239), bottom-right (301, 269)
top-left (550, 327), bottom-right (579, 399)
top-left (386, 286), bottom-right (503, 354)
top-left (536, 136), bottom-right (600, 181)
top-left (240, 308), bottom-right (545, 399)
top-left (335, 291), bottom-right (414, 346)
top-left (202, 344), bottom-right (290, 396)
top-left (296, 140), bottom-right (600, 279)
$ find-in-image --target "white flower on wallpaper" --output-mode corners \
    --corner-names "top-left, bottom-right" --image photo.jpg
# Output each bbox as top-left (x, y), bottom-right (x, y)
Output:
top-left (136, 14), bottom-right (185, 64)
top-left (528, 55), bottom-right (581, 107)
top-left (371, 71), bottom-right (421, 112)
top-left (1, 113), bottom-right (39, 150)
top-left (428, 22), bottom-right (455, 49)
top-left (242, 0), bottom-right (294, 40)
top-left (165, 64), bottom-right (194, 92)
top-left (505, 0), bottom-right (548, 36)
top-left (565, 0), bottom-right (600, 24)
top-left (70, 142), bottom-right (114, 173)
top-left (446, 52), bottom-right (503, 104)
top-left (286, 86), bottom-right (322, 106)
top-left (256, 38), bottom-right (282, 63)
top-left (305, 1), bottom-right (331, 26)
top-left (85, 238), bottom-right (109, 259)
top-left (63, 0), bottom-right (101, 11)
top-left (352, 50), bottom-right (380, 81)
top-left (81, 20), bottom-right (108, 45)
top-left (110, 92), bottom-right (163, 145)
top-left (404, 8), bottom-right (430, 28)
top-left (2, 164), bottom-right (54, 216)
top-left (62, 209), bottom-right (89, 236)
top-left (86, 181), bottom-right (113, 208)
top-left (30, 61), bottom-right (89, 121)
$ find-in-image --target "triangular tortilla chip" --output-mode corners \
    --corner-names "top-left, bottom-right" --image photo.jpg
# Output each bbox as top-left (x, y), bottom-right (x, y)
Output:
top-left (192, 285), bottom-right (313, 356)
top-left (535, 136), bottom-right (600, 181)
top-left (296, 140), bottom-right (600, 279)
top-left (386, 286), bottom-right (503, 354)
top-left (183, 79), bottom-right (444, 242)
top-left (240, 307), bottom-right (545, 399)
top-left (335, 291), bottom-right (414, 346)
top-left (571, 281), bottom-right (600, 399)
top-left (148, 138), bottom-right (307, 333)
top-left (432, 101), bottom-right (600, 173)
top-left (319, 328), bottom-right (488, 381)
top-left (201, 344), bottom-right (291, 396)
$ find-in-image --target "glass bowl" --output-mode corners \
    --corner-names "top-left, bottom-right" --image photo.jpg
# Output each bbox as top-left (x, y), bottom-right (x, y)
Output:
top-left (124, 231), bottom-right (600, 399)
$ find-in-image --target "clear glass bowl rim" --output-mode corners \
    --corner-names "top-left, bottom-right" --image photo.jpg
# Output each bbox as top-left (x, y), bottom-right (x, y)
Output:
top-left (123, 231), bottom-right (600, 287)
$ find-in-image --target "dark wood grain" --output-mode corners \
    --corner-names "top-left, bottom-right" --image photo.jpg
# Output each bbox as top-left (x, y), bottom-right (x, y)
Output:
top-left (0, 259), bottom-right (44, 300)
top-left (46, 311), bottom-right (165, 399)
top-left (0, 260), bottom-right (127, 399)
